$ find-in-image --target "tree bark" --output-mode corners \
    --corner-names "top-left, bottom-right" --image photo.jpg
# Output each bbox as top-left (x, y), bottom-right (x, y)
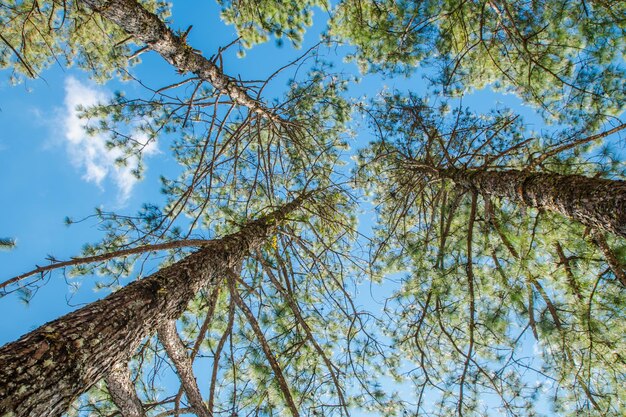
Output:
top-left (0, 195), bottom-right (308, 417)
top-left (157, 321), bottom-right (211, 417)
top-left (105, 362), bottom-right (146, 417)
top-left (80, 0), bottom-right (278, 121)
top-left (444, 168), bottom-right (626, 238)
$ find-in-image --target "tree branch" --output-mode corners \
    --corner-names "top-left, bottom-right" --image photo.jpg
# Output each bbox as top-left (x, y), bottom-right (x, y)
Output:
top-left (230, 273), bottom-right (300, 417)
top-left (529, 123), bottom-right (626, 169)
top-left (590, 230), bottom-right (626, 287)
top-left (81, 0), bottom-right (281, 122)
top-left (157, 321), bottom-right (211, 417)
top-left (0, 239), bottom-right (212, 291)
top-left (105, 361), bottom-right (146, 417)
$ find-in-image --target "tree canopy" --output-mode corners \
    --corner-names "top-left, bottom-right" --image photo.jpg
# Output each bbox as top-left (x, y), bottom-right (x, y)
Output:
top-left (0, 1), bottom-right (625, 416)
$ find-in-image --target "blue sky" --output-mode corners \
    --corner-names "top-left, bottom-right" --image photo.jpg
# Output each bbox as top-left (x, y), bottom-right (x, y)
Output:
top-left (0, 0), bottom-right (544, 365)
top-left (0, 0), bottom-right (416, 343)
top-left (0, 2), bottom-right (605, 415)
top-left (0, 1), bottom-right (238, 342)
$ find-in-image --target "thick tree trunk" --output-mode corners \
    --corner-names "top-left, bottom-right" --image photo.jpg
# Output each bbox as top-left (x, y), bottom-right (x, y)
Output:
top-left (0, 196), bottom-right (307, 417)
top-left (80, 0), bottom-right (277, 121)
top-left (0, 248), bottom-right (215, 417)
top-left (444, 168), bottom-right (626, 238)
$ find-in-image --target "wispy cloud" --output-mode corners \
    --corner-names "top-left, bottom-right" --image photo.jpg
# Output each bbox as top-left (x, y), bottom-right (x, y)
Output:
top-left (62, 77), bottom-right (157, 202)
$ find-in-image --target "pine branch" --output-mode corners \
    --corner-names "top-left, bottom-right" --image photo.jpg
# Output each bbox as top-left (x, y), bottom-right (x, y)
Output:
top-left (0, 238), bottom-right (15, 250)
top-left (0, 239), bottom-right (212, 291)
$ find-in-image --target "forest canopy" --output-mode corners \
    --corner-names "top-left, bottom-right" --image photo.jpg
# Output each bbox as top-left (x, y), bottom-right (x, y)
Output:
top-left (0, 1), bottom-right (625, 416)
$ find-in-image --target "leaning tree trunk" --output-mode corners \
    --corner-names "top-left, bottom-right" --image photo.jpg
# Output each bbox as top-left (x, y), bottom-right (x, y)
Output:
top-left (80, 0), bottom-right (277, 121)
top-left (443, 168), bottom-right (626, 238)
top-left (0, 195), bottom-right (307, 417)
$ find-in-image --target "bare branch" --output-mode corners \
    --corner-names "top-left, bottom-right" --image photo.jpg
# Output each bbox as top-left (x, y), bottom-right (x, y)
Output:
top-left (590, 230), bottom-right (626, 287)
top-left (0, 239), bottom-right (212, 291)
top-left (230, 272), bottom-right (300, 417)
top-left (529, 123), bottom-right (626, 169)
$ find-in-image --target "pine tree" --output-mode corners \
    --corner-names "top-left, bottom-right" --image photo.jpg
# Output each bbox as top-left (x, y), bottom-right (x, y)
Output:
top-left (0, 0), bottom-right (625, 416)
top-left (330, 0), bottom-right (626, 126)
top-left (0, 195), bottom-right (309, 417)
top-left (359, 95), bottom-right (626, 414)
top-left (441, 168), bottom-right (626, 237)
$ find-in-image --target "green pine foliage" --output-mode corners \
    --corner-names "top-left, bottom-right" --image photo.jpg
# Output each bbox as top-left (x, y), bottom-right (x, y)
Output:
top-left (0, 0), bottom-right (169, 82)
top-left (0, 237), bottom-right (15, 249)
top-left (218, 0), bottom-right (328, 49)
top-left (358, 93), bottom-right (626, 414)
top-left (330, 0), bottom-right (626, 126)
top-left (1, 0), bottom-right (625, 416)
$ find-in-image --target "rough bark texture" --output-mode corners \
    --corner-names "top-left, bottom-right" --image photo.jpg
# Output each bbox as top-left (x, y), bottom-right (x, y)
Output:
top-left (105, 362), bottom-right (146, 417)
top-left (445, 168), bottom-right (626, 238)
top-left (80, 0), bottom-right (278, 121)
top-left (157, 321), bottom-right (211, 417)
top-left (0, 195), bottom-right (307, 417)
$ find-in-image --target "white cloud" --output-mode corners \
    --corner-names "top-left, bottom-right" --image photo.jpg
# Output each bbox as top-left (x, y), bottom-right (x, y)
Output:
top-left (62, 77), bottom-right (157, 202)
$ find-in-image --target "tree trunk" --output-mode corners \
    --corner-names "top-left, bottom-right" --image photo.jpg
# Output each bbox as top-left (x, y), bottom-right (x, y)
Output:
top-left (444, 168), bottom-right (626, 238)
top-left (80, 0), bottom-right (277, 121)
top-left (105, 362), bottom-right (146, 417)
top-left (0, 195), bottom-right (307, 417)
top-left (157, 321), bottom-right (211, 417)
